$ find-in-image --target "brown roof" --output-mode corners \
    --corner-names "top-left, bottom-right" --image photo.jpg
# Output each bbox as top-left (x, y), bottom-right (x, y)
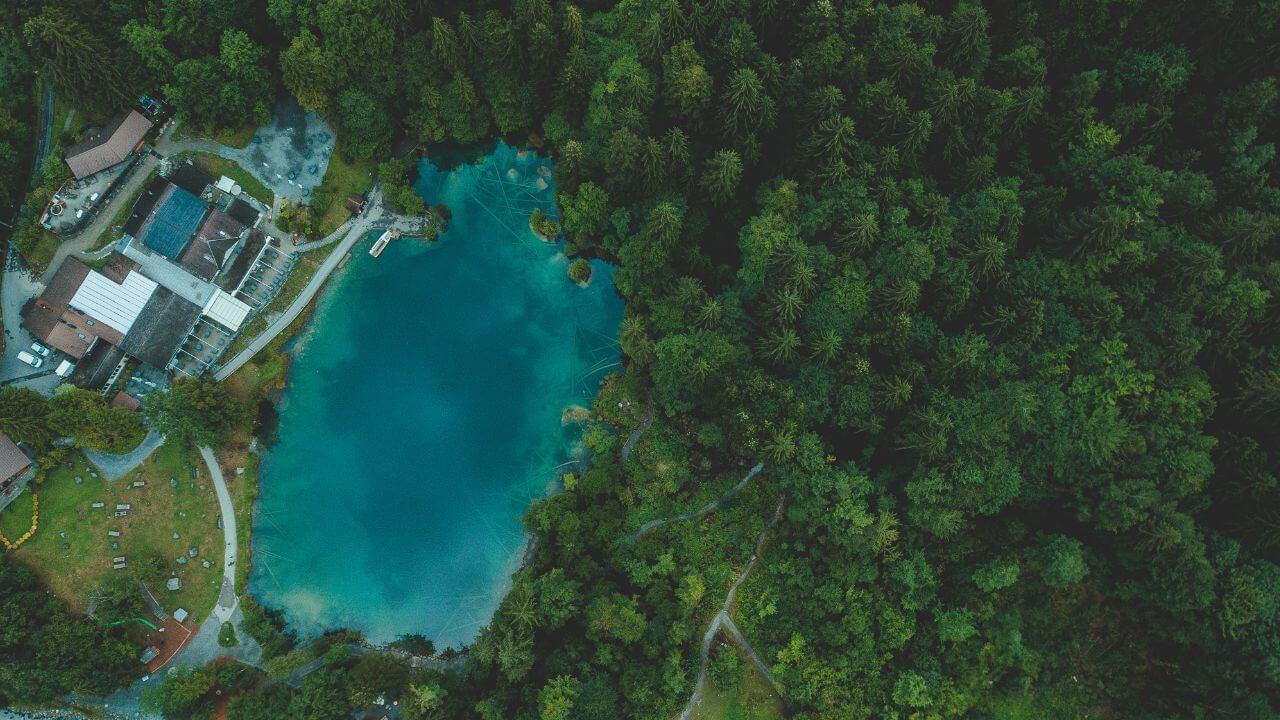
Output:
top-left (64, 110), bottom-right (153, 180)
top-left (111, 391), bottom-right (141, 412)
top-left (46, 309), bottom-right (125, 359)
top-left (21, 258), bottom-right (126, 359)
top-left (100, 252), bottom-right (141, 283)
top-left (22, 259), bottom-right (91, 346)
top-left (179, 210), bottom-right (245, 281)
top-left (0, 433), bottom-right (32, 484)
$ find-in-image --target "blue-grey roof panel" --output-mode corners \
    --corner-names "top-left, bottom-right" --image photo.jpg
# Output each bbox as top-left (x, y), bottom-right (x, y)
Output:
top-left (139, 186), bottom-right (207, 260)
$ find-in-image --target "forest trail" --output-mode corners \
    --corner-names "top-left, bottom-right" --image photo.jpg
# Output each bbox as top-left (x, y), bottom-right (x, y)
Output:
top-left (677, 496), bottom-right (786, 720)
top-left (619, 396), bottom-right (655, 464)
top-left (627, 462), bottom-right (765, 544)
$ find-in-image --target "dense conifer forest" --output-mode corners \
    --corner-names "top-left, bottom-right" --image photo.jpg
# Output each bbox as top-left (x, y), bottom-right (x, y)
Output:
top-left (2, 0), bottom-right (1279, 718)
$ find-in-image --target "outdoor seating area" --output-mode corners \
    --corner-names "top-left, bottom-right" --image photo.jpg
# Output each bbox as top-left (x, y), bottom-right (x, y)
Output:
top-left (233, 242), bottom-right (294, 309)
top-left (172, 318), bottom-right (235, 378)
top-left (40, 160), bottom-right (136, 234)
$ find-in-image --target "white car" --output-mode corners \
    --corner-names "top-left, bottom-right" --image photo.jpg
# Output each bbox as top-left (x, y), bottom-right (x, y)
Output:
top-left (17, 351), bottom-right (43, 368)
top-left (29, 342), bottom-right (50, 358)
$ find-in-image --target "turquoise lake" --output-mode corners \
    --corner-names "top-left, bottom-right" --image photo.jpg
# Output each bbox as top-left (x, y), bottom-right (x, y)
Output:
top-left (248, 144), bottom-right (622, 648)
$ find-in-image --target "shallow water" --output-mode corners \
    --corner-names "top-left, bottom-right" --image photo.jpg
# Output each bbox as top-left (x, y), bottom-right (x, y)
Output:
top-left (248, 144), bottom-right (622, 648)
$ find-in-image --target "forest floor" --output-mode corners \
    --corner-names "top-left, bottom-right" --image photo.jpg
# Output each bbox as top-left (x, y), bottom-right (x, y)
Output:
top-left (0, 443), bottom-right (224, 617)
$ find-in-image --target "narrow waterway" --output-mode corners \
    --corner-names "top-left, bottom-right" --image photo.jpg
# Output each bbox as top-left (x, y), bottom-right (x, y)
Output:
top-left (249, 143), bottom-right (622, 648)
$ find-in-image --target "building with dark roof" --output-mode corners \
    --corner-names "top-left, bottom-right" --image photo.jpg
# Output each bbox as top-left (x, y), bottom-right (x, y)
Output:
top-left (122, 176), bottom-right (170, 238)
top-left (67, 341), bottom-right (126, 391)
top-left (167, 162), bottom-right (217, 197)
top-left (136, 185), bottom-right (209, 260)
top-left (64, 111), bottom-right (153, 180)
top-left (226, 198), bottom-right (260, 227)
top-left (118, 287), bottom-right (203, 368)
top-left (23, 255), bottom-right (205, 386)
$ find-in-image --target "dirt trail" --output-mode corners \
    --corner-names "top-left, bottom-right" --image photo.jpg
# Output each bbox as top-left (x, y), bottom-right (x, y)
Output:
top-left (677, 496), bottom-right (785, 720)
top-left (627, 462), bottom-right (764, 544)
top-left (619, 396), bottom-right (654, 464)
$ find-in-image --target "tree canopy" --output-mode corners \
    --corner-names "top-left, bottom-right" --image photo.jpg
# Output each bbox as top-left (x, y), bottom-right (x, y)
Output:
top-left (8, 0), bottom-right (1280, 717)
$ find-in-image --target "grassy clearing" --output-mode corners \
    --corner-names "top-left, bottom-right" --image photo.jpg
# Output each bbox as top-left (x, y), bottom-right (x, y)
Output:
top-left (218, 621), bottom-right (238, 647)
top-left (315, 148), bottom-right (374, 236)
top-left (172, 123), bottom-right (257, 150)
top-left (690, 641), bottom-right (785, 720)
top-left (50, 93), bottom-right (100, 146)
top-left (22, 230), bottom-right (61, 273)
top-left (212, 125), bottom-right (257, 149)
top-left (179, 152), bottom-right (276, 207)
top-left (0, 443), bottom-right (224, 618)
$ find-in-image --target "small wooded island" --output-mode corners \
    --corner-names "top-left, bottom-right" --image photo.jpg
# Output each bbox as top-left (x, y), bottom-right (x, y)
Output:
top-left (529, 207), bottom-right (561, 242)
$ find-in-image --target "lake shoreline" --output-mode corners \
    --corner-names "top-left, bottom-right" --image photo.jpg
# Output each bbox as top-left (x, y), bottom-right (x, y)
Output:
top-left (247, 143), bottom-right (622, 648)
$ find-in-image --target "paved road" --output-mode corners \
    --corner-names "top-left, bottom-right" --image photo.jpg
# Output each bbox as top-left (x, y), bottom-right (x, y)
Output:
top-left (212, 186), bottom-right (386, 380)
top-left (198, 446), bottom-right (238, 623)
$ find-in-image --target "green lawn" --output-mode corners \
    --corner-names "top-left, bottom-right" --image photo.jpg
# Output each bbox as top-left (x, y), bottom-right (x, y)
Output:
top-left (315, 148), bottom-right (374, 236)
top-left (0, 443), bottom-right (224, 619)
top-left (690, 642), bottom-right (785, 720)
top-left (21, 229), bottom-right (61, 273)
top-left (179, 152), bottom-right (276, 207)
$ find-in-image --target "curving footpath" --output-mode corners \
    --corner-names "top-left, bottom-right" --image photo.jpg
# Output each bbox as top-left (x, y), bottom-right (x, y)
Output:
top-left (198, 445), bottom-right (238, 622)
top-left (212, 186), bottom-right (385, 381)
top-left (84, 429), bottom-right (165, 482)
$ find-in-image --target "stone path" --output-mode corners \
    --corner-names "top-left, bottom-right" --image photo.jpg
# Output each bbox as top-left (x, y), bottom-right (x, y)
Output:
top-left (198, 446), bottom-right (238, 623)
top-left (84, 430), bottom-right (165, 482)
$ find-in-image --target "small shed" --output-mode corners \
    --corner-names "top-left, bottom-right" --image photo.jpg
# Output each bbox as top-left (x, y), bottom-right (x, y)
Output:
top-left (139, 647), bottom-right (159, 664)
top-left (166, 577), bottom-right (181, 591)
top-left (173, 607), bottom-right (189, 623)
top-left (346, 194), bottom-right (366, 214)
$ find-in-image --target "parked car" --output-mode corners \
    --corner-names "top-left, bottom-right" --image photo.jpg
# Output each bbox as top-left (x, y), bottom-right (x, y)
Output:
top-left (29, 342), bottom-right (50, 358)
top-left (17, 351), bottom-right (43, 368)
